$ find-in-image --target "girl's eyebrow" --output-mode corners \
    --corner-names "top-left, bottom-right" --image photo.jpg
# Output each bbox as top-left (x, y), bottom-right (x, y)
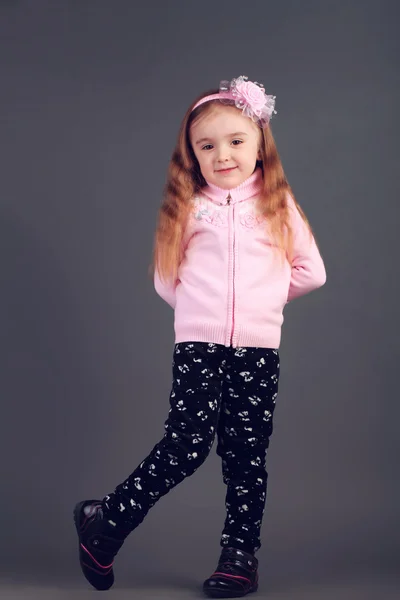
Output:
top-left (195, 131), bottom-right (249, 145)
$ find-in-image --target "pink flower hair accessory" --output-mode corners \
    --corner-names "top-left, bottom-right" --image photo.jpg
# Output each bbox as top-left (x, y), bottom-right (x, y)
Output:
top-left (192, 75), bottom-right (277, 126)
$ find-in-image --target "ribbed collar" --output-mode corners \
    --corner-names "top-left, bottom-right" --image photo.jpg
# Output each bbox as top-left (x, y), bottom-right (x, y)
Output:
top-left (201, 168), bottom-right (263, 206)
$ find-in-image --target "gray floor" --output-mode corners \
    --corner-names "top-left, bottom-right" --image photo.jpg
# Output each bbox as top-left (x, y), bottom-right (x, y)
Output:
top-left (1, 574), bottom-right (399, 600)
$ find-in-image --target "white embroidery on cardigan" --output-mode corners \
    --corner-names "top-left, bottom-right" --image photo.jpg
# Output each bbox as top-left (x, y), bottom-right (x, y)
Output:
top-left (191, 199), bottom-right (265, 230)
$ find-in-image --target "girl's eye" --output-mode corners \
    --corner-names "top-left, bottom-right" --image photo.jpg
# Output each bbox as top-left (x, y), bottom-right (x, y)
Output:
top-left (201, 140), bottom-right (243, 151)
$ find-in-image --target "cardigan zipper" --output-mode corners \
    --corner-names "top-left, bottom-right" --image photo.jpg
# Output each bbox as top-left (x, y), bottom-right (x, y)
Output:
top-left (226, 193), bottom-right (236, 346)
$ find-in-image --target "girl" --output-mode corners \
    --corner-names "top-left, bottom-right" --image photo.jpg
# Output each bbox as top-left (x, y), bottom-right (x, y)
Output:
top-left (73, 75), bottom-right (326, 598)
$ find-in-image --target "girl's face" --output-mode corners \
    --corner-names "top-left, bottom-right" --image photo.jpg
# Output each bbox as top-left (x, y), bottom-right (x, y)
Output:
top-left (190, 105), bottom-right (261, 190)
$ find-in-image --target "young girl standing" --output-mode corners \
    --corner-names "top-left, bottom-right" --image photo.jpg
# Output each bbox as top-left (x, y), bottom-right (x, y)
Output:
top-left (74, 75), bottom-right (326, 598)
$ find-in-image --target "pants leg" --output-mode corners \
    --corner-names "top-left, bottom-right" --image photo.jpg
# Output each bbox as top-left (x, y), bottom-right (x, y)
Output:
top-left (103, 342), bottom-right (226, 531)
top-left (216, 346), bottom-right (280, 554)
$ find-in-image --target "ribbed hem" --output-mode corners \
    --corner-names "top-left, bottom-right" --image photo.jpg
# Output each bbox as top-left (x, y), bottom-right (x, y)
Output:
top-left (175, 321), bottom-right (281, 349)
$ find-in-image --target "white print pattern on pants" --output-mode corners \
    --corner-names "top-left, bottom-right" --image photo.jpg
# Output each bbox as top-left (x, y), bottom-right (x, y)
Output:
top-left (103, 342), bottom-right (280, 555)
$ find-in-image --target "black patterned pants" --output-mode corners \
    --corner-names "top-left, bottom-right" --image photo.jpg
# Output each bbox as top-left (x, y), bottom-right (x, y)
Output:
top-left (103, 342), bottom-right (280, 554)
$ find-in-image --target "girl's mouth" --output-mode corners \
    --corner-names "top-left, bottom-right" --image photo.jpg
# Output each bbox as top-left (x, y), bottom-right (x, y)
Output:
top-left (217, 167), bottom-right (237, 173)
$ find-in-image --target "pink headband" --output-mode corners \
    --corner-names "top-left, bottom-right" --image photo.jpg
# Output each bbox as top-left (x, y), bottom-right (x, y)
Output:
top-left (191, 76), bottom-right (277, 126)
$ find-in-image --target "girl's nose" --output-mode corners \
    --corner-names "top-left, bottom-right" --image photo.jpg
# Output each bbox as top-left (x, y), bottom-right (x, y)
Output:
top-left (217, 147), bottom-right (231, 162)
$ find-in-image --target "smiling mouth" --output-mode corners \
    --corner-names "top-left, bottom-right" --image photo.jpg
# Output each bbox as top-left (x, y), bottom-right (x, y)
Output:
top-left (216, 167), bottom-right (237, 173)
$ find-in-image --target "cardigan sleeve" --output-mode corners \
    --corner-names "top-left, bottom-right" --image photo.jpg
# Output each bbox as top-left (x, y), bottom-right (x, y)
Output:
top-left (153, 211), bottom-right (194, 309)
top-left (286, 196), bottom-right (327, 303)
top-left (154, 268), bottom-right (178, 309)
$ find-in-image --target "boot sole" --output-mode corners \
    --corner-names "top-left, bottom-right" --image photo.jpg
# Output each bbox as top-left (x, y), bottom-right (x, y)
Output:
top-left (203, 583), bottom-right (258, 598)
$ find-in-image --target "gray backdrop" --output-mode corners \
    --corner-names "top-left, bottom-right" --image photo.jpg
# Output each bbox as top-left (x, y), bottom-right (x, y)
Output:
top-left (1, 0), bottom-right (399, 597)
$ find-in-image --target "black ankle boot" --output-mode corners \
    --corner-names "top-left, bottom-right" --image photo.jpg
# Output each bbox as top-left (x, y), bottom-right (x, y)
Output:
top-left (73, 499), bottom-right (129, 590)
top-left (203, 547), bottom-right (258, 598)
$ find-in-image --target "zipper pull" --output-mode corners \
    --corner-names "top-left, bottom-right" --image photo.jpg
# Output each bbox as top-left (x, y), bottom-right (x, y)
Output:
top-left (226, 193), bottom-right (232, 205)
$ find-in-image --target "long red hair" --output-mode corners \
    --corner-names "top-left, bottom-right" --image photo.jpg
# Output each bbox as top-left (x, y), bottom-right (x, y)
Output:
top-left (153, 88), bottom-right (312, 282)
